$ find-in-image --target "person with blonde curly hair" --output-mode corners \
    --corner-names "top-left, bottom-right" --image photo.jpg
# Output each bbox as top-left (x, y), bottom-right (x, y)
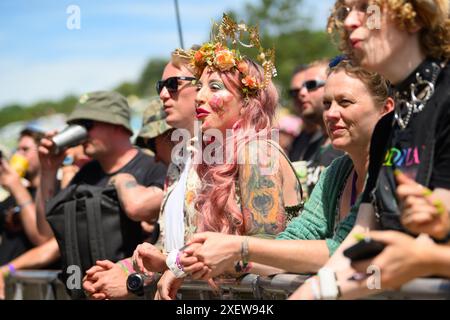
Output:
top-left (291, 0), bottom-right (450, 300)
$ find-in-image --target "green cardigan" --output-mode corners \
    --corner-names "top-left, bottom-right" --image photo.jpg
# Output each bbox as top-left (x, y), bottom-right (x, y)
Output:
top-left (276, 155), bottom-right (361, 255)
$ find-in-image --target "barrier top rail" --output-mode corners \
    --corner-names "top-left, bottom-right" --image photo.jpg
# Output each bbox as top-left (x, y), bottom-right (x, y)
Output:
top-left (5, 270), bottom-right (450, 300)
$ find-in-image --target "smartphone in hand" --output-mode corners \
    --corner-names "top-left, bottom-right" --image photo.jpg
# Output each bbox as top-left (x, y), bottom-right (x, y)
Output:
top-left (343, 238), bottom-right (386, 262)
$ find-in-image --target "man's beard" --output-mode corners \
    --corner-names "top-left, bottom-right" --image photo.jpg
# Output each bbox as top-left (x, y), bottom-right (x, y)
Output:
top-left (301, 108), bottom-right (323, 124)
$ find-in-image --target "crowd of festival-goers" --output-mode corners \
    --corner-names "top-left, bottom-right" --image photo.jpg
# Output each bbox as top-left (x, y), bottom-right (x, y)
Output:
top-left (1, 0), bottom-right (449, 300)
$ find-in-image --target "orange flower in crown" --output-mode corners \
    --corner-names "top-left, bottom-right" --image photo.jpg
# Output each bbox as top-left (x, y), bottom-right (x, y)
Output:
top-left (242, 75), bottom-right (258, 89)
top-left (237, 61), bottom-right (249, 74)
top-left (214, 48), bottom-right (236, 71)
top-left (176, 14), bottom-right (277, 98)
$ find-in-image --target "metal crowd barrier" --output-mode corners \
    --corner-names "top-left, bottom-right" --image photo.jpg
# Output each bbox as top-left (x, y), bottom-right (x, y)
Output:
top-left (4, 270), bottom-right (450, 300)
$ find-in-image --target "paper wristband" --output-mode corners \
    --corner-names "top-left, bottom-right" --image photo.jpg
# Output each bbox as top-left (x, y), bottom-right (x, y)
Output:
top-left (318, 267), bottom-right (339, 300)
top-left (166, 250), bottom-right (187, 279)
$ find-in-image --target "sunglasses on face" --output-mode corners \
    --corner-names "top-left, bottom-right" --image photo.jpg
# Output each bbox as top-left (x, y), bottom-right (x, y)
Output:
top-left (74, 120), bottom-right (94, 130)
top-left (289, 80), bottom-right (326, 98)
top-left (156, 76), bottom-right (197, 95)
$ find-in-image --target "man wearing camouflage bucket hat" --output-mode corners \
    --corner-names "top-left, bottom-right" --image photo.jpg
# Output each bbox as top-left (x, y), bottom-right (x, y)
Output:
top-left (135, 98), bottom-right (174, 166)
top-left (34, 91), bottom-right (168, 296)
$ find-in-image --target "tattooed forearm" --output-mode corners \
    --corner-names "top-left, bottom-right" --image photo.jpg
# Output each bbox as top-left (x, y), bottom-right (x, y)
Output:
top-left (239, 142), bottom-right (285, 235)
top-left (124, 180), bottom-right (138, 189)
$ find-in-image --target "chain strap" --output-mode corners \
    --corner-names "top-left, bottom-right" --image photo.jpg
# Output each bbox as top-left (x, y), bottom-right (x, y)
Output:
top-left (394, 61), bottom-right (442, 130)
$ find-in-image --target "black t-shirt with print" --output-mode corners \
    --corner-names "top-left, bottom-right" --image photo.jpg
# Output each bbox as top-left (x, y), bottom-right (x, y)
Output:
top-left (305, 144), bottom-right (345, 196)
top-left (70, 148), bottom-right (167, 189)
top-left (289, 130), bottom-right (325, 162)
top-left (361, 59), bottom-right (450, 230)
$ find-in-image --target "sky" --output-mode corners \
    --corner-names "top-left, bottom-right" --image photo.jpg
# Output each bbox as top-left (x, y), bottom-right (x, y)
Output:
top-left (0, 0), bottom-right (335, 108)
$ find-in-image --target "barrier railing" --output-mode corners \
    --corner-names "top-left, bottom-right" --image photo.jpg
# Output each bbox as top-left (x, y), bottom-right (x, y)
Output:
top-left (4, 270), bottom-right (450, 300)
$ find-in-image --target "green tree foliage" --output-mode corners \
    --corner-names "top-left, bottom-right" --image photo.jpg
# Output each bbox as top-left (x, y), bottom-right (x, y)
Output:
top-left (136, 58), bottom-right (168, 97)
top-left (0, 0), bottom-right (338, 128)
top-left (0, 96), bottom-right (78, 128)
top-left (227, 0), bottom-right (338, 107)
top-left (243, 0), bottom-right (311, 34)
top-left (114, 81), bottom-right (139, 97)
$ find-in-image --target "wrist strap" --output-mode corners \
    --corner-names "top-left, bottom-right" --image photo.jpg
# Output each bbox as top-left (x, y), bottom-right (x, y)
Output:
top-left (318, 267), bottom-right (340, 300)
top-left (306, 277), bottom-right (321, 300)
top-left (2, 264), bottom-right (16, 278)
top-left (117, 261), bottom-right (130, 276)
top-left (166, 250), bottom-right (187, 278)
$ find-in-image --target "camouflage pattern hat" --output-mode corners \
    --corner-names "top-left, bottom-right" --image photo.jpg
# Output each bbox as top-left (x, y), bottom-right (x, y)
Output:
top-left (67, 91), bottom-right (132, 133)
top-left (135, 98), bottom-right (171, 147)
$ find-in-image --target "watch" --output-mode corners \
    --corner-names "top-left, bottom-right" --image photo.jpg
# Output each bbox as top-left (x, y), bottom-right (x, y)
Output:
top-left (126, 273), bottom-right (145, 297)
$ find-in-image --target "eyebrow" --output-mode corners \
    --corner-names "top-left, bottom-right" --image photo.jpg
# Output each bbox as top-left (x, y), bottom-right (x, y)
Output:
top-left (208, 77), bottom-right (222, 84)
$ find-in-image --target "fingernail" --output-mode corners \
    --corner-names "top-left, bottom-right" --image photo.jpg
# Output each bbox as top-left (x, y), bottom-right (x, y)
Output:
top-left (394, 169), bottom-right (402, 177)
top-left (354, 233), bottom-right (366, 241)
top-left (433, 200), bottom-right (445, 215)
top-left (423, 188), bottom-right (433, 197)
top-left (348, 273), bottom-right (367, 281)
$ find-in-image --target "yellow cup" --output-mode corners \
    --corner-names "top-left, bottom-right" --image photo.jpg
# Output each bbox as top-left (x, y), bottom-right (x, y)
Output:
top-left (9, 153), bottom-right (29, 177)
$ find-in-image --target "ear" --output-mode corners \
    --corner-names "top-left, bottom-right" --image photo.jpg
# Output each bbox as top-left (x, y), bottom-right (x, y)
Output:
top-left (408, 23), bottom-right (422, 34)
top-left (380, 97), bottom-right (395, 117)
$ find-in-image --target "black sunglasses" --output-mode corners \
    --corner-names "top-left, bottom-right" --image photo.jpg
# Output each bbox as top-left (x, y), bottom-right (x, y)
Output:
top-left (289, 80), bottom-right (326, 98)
top-left (73, 120), bottom-right (94, 130)
top-left (156, 76), bottom-right (197, 95)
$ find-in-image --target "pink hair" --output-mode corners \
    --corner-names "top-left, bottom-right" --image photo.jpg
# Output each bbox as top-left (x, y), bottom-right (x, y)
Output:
top-left (194, 58), bottom-right (279, 235)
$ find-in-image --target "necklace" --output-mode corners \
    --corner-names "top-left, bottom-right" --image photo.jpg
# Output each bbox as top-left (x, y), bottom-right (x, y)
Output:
top-left (394, 61), bottom-right (442, 130)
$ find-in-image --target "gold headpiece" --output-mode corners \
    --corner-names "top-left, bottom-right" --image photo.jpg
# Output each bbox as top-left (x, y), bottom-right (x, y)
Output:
top-left (175, 14), bottom-right (277, 97)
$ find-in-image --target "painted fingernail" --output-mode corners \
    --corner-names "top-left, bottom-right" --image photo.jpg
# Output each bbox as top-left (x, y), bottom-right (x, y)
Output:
top-left (433, 200), bottom-right (445, 215)
top-left (354, 233), bottom-right (366, 241)
top-left (394, 169), bottom-right (402, 177)
top-left (423, 188), bottom-right (433, 197)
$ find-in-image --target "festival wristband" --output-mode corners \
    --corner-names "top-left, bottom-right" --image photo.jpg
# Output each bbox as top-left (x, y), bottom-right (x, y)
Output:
top-left (318, 267), bottom-right (341, 300)
top-left (1, 264), bottom-right (16, 278)
top-left (166, 250), bottom-right (187, 279)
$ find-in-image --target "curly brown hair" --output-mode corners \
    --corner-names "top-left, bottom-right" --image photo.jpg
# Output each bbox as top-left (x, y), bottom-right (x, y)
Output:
top-left (327, 0), bottom-right (450, 60)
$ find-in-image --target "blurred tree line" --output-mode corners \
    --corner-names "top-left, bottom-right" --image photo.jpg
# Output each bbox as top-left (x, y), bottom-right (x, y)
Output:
top-left (0, 0), bottom-right (338, 128)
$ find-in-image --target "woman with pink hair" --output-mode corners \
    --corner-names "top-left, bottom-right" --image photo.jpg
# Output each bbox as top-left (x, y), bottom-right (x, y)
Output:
top-left (155, 15), bottom-right (304, 299)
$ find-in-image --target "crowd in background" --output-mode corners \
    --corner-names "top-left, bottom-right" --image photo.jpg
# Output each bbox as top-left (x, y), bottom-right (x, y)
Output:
top-left (0, 0), bottom-right (449, 300)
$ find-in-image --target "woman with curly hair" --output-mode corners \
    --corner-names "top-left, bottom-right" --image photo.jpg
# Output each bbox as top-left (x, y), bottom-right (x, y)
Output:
top-left (292, 0), bottom-right (450, 300)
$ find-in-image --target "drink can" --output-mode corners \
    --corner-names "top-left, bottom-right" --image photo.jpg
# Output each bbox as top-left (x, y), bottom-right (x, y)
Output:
top-left (9, 153), bottom-right (29, 177)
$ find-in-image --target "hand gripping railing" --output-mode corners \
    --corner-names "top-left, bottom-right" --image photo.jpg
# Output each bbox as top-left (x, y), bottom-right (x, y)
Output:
top-left (4, 270), bottom-right (450, 300)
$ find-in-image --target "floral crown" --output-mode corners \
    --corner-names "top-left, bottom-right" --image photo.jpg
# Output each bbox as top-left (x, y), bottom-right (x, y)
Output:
top-left (175, 14), bottom-right (277, 98)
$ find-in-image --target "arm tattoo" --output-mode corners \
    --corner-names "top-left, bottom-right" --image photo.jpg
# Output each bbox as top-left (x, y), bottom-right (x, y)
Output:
top-left (239, 145), bottom-right (285, 235)
top-left (124, 180), bottom-right (138, 189)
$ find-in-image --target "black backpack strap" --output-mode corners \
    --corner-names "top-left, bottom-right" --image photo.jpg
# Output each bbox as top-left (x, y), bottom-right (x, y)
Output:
top-left (64, 200), bottom-right (82, 269)
top-left (85, 196), bottom-right (107, 262)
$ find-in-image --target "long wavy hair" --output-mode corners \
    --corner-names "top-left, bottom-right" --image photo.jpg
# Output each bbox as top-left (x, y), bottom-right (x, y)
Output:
top-left (194, 58), bottom-right (279, 235)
